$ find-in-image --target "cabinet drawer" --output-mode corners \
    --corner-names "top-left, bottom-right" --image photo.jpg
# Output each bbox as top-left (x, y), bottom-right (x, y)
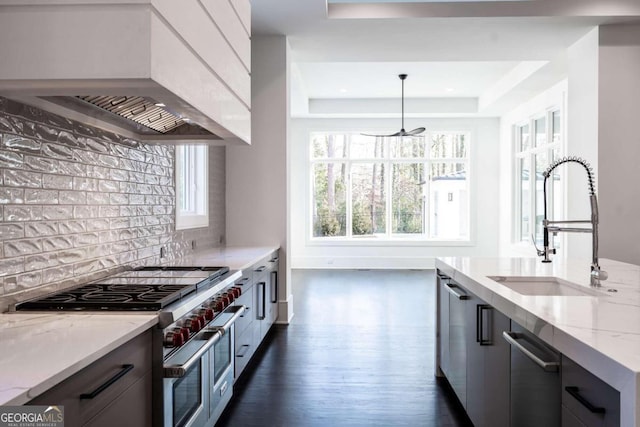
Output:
top-left (234, 269), bottom-right (253, 292)
top-left (234, 324), bottom-right (258, 379)
top-left (29, 330), bottom-right (152, 425)
top-left (561, 356), bottom-right (620, 427)
top-left (234, 290), bottom-right (254, 336)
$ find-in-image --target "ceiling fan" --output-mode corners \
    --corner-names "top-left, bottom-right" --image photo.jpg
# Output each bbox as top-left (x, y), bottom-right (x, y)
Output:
top-left (362, 74), bottom-right (426, 137)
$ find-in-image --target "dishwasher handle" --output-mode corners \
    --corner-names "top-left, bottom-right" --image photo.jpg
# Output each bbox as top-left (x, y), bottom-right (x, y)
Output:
top-left (502, 331), bottom-right (559, 372)
top-left (445, 283), bottom-right (469, 300)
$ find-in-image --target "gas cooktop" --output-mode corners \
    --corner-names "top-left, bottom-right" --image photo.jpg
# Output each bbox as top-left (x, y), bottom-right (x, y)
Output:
top-left (15, 266), bottom-right (230, 312)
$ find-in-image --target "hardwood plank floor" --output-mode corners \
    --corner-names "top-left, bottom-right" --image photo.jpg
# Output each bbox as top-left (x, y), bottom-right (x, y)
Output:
top-left (216, 270), bottom-right (472, 427)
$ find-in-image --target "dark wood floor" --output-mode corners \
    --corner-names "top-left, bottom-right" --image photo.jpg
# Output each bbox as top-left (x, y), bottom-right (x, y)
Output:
top-left (216, 269), bottom-right (471, 427)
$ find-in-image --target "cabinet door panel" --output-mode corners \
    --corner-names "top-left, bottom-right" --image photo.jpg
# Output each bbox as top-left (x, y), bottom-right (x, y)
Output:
top-left (437, 275), bottom-right (450, 378)
top-left (562, 356), bottom-right (620, 427)
top-left (447, 283), bottom-right (467, 407)
top-left (84, 373), bottom-right (152, 427)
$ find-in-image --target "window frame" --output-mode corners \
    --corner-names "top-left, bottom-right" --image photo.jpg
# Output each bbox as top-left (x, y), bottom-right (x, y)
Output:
top-left (176, 144), bottom-right (209, 230)
top-left (308, 131), bottom-right (472, 244)
top-left (513, 108), bottom-right (562, 246)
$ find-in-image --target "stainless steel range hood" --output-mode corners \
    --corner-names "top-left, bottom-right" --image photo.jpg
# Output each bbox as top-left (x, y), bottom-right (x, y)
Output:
top-left (0, 0), bottom-right (252, 145)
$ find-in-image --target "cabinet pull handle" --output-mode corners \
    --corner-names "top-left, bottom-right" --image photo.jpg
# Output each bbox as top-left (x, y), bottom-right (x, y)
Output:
top-left (565, 386), bottom-right (606, 414)
top-left (445, 283), bottom-right (469, 300)
top-left (502, 331), bottom-right (559, 372)
top-left (80, 364), bottom-right (134, 399)
top-left (255, 266), bottom-right (266, 273)
top-left (271, 271), bottom-right (278, 303)
top-left (236, 344), bottom-right (251, 358)
top-left (236, 277), bottom-right (249, 286)
top-left (269, 257), bottom-right (279, 263)
top-left (476, 304), bottom-right (492, 345)
top-left (257, 282), bottom-right (266, 320)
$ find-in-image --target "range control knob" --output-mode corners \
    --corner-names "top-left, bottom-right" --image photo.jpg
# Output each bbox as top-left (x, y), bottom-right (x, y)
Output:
top-left (179, 327), bottom-right (190, 342)
top-left (200, 307), bottom-right (214, 321)
top-left (186, 316), bottom-right (203, 333)
top-left (225, 291), bottom-right (235, 303)
top-left (232, 287), bottom-right (242, 298)
top-left (164, 329), bottom-right (185, 348)
top-left (212, 298), bottom-right (225, 312)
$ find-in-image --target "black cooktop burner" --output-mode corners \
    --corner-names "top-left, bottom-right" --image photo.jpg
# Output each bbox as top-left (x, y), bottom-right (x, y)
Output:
top-left (15, 266), bottom-right (230, 312)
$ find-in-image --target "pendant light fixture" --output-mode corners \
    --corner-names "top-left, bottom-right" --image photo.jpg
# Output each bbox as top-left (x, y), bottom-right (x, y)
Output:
top-left (362, 74), bottom-right (425, 137)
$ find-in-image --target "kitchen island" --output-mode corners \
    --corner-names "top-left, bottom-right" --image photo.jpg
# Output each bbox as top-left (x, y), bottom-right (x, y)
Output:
top-left (0, 245), bottom-right (278, 407)
top-left (436, 256), bottom-right (640, 426)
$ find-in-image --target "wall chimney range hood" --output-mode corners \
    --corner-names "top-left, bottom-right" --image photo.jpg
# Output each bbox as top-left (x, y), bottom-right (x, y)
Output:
top-left (0, 0), bottom-right (252, 145)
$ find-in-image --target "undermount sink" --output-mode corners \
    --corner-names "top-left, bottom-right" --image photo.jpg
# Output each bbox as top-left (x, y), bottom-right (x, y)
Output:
top-left (487, 276), bottom-right (600, 297)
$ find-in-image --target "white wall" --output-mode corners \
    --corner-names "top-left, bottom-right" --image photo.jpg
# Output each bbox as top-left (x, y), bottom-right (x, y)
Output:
top-left (226, 36), bottom-right (292, 322)
top-left (566, 27), bottom-right (599, 262)
top-left (498, 80), bottom-right (568, 258)
top-left (598, 23), bottom-right (640, 264)
top-left (290, 117), bottom-right (500, 269)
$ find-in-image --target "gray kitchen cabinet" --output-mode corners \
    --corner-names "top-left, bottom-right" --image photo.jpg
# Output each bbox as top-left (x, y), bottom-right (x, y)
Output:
top-left (29, 330), bottom-right (152, 426)
top-left (233, 249), bottom-right (279, 381)
top-left (437, 271), bottom-right (509, 427)
top-left (562, 356), bottom-right (620, 427)
top-left (466, 298), bottom-right (510, 427)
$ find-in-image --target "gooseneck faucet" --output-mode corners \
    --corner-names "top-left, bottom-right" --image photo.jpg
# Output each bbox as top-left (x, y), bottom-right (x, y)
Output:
top-left (536, 156), bottom-right (607, 287)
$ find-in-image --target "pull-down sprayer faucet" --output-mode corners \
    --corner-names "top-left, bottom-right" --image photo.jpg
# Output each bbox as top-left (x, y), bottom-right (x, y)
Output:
top-left (536, 157), bottom-right (607, 287)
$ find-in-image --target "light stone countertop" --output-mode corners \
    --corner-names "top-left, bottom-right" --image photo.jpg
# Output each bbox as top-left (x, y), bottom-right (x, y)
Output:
top-left (0, 245), bottom-right (279, 407)
top-left (435, 256), bottom-right (640, 426)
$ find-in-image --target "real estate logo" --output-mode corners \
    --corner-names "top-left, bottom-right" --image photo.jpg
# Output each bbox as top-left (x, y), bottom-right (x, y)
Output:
top-left (0, 406), bottom-right (64, 427)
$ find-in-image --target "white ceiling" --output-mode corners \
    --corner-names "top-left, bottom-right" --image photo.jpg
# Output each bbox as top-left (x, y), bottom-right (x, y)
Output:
top-left (250, 0), bottom-right (635, 115)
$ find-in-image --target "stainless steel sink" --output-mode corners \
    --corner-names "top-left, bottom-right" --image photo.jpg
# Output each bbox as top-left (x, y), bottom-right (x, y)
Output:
top-left (487, 276), bottom-right (600, 297)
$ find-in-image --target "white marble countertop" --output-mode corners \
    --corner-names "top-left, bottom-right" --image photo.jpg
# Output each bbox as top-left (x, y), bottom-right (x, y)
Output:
top-left (0, 245), bottom-right (278, 407)
top-left (435, 256), bottom-right (640, 426)
top-left (0, 313), bottom-right (158, 406)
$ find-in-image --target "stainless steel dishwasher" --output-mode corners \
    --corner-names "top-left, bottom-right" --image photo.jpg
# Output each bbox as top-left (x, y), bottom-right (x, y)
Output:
top-left (503, 322), bottom-right (561, 427)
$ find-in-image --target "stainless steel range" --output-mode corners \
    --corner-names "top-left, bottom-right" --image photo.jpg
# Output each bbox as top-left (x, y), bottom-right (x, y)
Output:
top-left (15, 265), bottom-right (245, 427)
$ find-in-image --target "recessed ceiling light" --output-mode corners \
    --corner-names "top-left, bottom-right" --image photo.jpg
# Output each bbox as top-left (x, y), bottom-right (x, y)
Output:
top-left (445, 88), bottom-right (455, 92)
top-left (340, 88), bottom-right (348, 93)
top-left (155, 102), bottom-right (166, 107)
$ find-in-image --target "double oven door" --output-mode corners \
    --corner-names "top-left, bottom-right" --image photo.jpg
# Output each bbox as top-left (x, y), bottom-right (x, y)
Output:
top-left (163, 305), bottom-right (244, 427)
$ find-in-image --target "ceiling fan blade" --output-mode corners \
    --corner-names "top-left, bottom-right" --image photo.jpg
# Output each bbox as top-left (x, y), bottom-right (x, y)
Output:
top-left (407, 127), bottom-right (426, 136)
top-left (360, 131), bottom-right (402, 137)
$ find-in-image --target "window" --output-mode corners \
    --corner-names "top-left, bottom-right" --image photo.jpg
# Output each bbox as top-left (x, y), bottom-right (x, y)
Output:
top-left (310, 132), bottom-right (470, 241)
top-left (514, 110), bottom-right (562, 245)
top-left (176, 145), bottom-right (208, 230)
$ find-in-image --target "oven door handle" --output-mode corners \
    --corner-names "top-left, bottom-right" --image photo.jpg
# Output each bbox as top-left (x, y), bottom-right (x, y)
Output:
top-left (163, 329), bottom-right (223, 378)
top-left (207, 305), bottom-right (246, 335)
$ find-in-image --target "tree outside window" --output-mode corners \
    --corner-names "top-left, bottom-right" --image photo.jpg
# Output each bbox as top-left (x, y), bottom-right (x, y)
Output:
top-left (310, 132), bottom-right (470, 241)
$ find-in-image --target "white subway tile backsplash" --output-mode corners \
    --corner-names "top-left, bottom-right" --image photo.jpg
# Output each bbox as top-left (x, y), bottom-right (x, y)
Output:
top-left (0, 98), bottom-right (224, 307)
top-left (0, 150), bottom-right (24, 168)
top-left (72, 177), bottom-right (99, 192)
top-left (25, 253), bottom-right (58, 270)
top-left (109, 193), bottom-right (128, 205)
top-left (73, 205), bottom-right (98, 219)
top-left (4, 238), bottom-right (42, 257)
top-left (4, 170), bottom-right (42, 188)
top-left (24, 189), bottom-right (59, 204)
top-left (98, 180), bottom-right (119, 192)
top-left (3, 135), bottom-right (41, 153)
top-left (0, 257), bottom-right (25, 277)
top-left (86, 218), bottom-right (110, 231)
top-left (59, 190), bottom-right (86, 205)
top-left (42, 174), bottom-right (73, 190)
top-left (42, 142), bottom-right (73, 160)
top-left (0, 188), bottom-right (25, 204)
top-left (25, 222), bottom-right (58, 238)
top-left (5, 205), bottom-right (42, 221)
top-left (42, 206), bottom-right (72, 220)
top-left (0, 224), bottom-right (24, 240)
top-left (58, 220), bottom-right (86, 234)
top-left (42, 236), bottom-right (73, 251)
top-left (25, 155), bottom-right (58, 173)
top-left (74, 232), bottom-right (99, 247)
top-left (58, 160), bottom-right (86, 177)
